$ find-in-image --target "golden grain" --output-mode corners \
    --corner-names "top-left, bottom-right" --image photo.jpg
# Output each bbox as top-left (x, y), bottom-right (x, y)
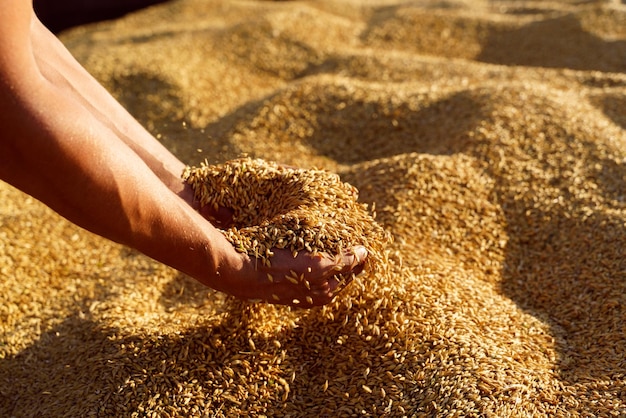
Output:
top-left (182, 157), bottom-right (390, 284)
top-left (285, 276), bottom-right (299, 285)
top-left (1, 1), bottom-right (624, 417)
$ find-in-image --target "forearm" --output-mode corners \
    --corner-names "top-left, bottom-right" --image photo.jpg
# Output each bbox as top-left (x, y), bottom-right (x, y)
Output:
top-left (29, 18), bottom-right (187, 194)
top-left (0, 6), bottom-right (240, 296)
top-left (0, 75), bottom-right (235, 289)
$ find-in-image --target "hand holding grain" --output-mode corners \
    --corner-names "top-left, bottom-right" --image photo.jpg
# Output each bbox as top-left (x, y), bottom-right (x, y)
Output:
top-left (179, 176), bottom-right (369, 307)
top-left (217, 245), bottom-right (368, 308)
top-left (182, 158), bottom-right (388, 307)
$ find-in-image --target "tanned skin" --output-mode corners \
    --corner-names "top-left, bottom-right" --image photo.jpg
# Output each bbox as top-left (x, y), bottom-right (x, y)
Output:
top-left (0, 0), bottom-right (367, 308)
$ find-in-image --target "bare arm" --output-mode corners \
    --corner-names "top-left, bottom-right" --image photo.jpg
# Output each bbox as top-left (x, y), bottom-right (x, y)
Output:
top-left (29, 16), bottom-right (187, 195)
top-left (0, 1), bottom-right (231, 290)
top-left (0, 1), bottom-right (366, 307)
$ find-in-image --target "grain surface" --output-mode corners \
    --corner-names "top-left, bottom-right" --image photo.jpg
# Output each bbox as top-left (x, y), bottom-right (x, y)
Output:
top-left (1, 0), bottom-right (626, 417)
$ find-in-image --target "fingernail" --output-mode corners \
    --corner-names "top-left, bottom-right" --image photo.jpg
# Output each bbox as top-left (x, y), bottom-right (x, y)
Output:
top-left (354, 246), bottom-right (368, 263)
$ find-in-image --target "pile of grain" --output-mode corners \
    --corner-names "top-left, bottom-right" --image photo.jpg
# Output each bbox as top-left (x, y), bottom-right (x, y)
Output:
top-left (182, 157), bottom-right (388, 270)
top-left (1, 0), bottom-right (626, 417)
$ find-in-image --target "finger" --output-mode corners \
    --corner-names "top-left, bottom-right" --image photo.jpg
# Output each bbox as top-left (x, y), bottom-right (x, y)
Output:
top-left (290, 246), bottom-right (366, 293)
top-left (325, 246), bottom-right (368, 278)
top-left (252, 246), bottom-right (368, 308)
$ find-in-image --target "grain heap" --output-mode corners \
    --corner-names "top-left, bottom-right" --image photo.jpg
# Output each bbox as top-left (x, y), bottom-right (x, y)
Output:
top-left (1, 0), bottom-right (626, 417)
top-left (182, 157), bottom-right (388, 275)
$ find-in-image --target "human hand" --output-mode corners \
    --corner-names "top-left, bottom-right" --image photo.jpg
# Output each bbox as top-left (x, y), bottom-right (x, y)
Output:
top-left (217, 245), bottom-right (368, 308)
top-left (179, 181), bottom-right (369, 307)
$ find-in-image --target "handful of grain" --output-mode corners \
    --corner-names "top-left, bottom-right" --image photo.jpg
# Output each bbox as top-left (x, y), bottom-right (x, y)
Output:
top-left (182, 157), bottom-right (388, 271)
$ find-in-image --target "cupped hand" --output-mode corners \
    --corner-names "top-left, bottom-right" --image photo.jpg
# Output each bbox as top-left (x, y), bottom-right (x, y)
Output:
top-left (180, 183), bottom-right (368, 307)
top-left (221, 245), bottom-right (368, 308)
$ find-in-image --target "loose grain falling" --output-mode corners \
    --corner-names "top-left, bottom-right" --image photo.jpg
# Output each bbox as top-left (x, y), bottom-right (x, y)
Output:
top-left (1, 0), bottom-right (626, 417)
